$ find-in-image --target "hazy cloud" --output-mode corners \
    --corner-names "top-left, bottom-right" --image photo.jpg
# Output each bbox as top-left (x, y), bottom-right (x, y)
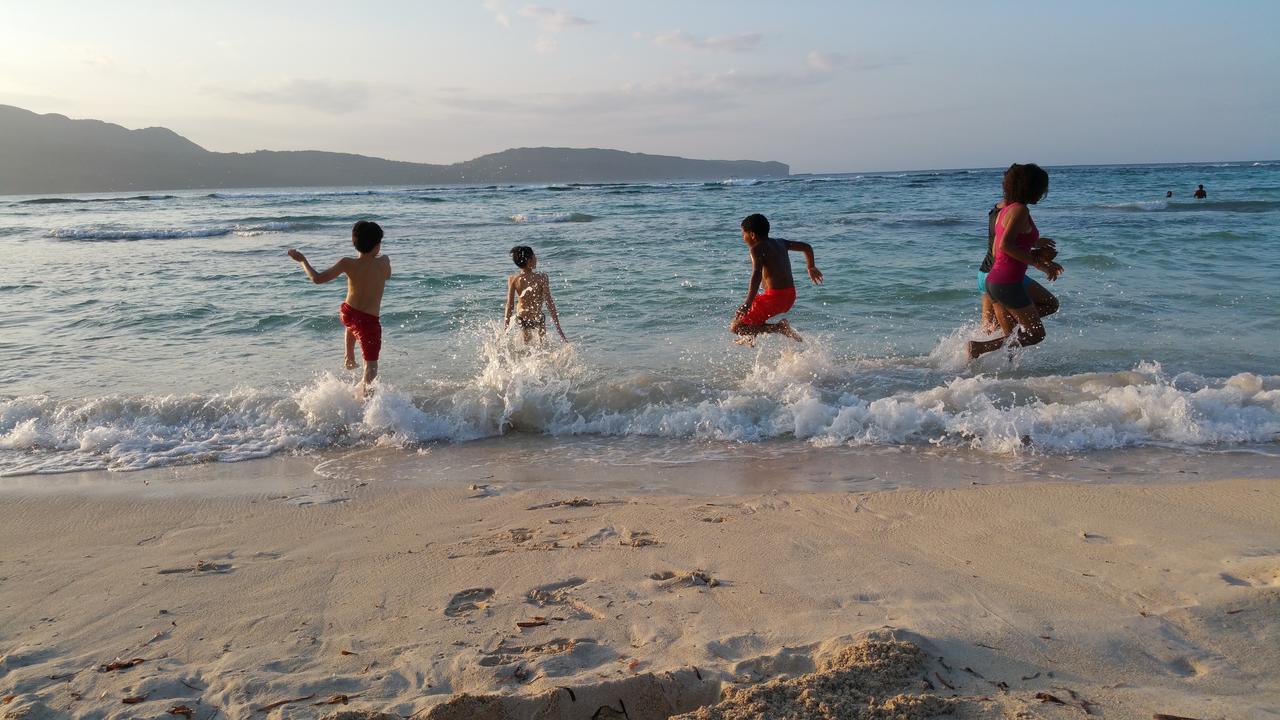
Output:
top-left (218, 79), bottom-right (383, 115)
top-left (808, 50), bottom-right (905, 74)
top-left (481, 0), bottom-right (510, 27)
top-left (533, 36), bottom-right (558, 54)
top-left (652, 31), bottom-right (762, 53)
top-left (520, 5), bottom-right (592, 32)
top-left (436, 66), bottom-right (825, 119)
top-left (807, 50), bottom-right (843, 73)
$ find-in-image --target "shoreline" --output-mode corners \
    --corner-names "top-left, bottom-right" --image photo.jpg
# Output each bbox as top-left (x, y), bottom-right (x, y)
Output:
top-left (1, 452), bottom-right (1277, 719)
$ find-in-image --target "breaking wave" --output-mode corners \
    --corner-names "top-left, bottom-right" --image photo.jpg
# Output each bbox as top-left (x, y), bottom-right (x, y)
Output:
top-left (3, 330), bottom-right (1276, 476)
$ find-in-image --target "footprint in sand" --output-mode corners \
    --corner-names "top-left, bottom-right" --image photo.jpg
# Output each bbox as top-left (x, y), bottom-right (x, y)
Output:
top-left (445, 588), bottom-right (495, 617)
top-left (650, 570), bottom-right (720, 589)
top-left (526, 578), bottom-right (606, 619)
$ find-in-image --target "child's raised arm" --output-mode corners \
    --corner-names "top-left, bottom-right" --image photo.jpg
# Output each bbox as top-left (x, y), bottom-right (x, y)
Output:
top-left (783, 240), bottom-right (824, 284)
top-left (543, 275), bottom-right (568, 341)
top-left (287, 249), bottom-right (346, 284)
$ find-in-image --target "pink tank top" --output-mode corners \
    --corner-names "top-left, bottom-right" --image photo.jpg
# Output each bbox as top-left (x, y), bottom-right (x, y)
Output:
top-left (985, 203), bottom-right (1039, 285)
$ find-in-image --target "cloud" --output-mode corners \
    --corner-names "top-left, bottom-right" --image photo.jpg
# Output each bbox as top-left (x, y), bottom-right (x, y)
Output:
top-left (808, 50), bottom-right (904, 73)
top-left (435, 67), bottom-right (817, 119)
top-left (652, 31), bottom-right (762, 53)
top-left (807, 50), bottom-right (843, 72)
top-left (482, 0), bottom-right (510, 27)
top-left (520, 5), bottom-right (592, 32)
top-left (217, 79), bottom-right (385, 115)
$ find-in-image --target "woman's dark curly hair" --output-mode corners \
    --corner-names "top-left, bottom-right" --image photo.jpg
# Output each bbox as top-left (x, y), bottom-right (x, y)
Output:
top-left (1002, 163), bottom-right (1049, 205)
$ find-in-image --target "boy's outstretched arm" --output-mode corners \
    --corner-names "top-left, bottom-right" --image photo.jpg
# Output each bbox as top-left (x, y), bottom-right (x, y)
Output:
top-left (503, 276), bottom-right (517, 327)
top-left (783, 240), bottom-right (824, 284)
top-left (545, 280), bottom-right (568, 341)
top-left (287, 249), bottom-right (345, 284)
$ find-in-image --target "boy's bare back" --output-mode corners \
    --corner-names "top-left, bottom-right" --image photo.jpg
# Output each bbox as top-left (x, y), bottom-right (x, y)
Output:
top-left (509, 271), bottom-right (550, 320)
top-left (751, 238), bottom-right (798, 291)
top-left (338, 254), bottom-right (391, 316)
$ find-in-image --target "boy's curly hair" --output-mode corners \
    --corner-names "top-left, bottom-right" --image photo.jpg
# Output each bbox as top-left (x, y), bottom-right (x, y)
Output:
top-left (352, 220), bottom-right (383, 253)
top-left (510, 245), bottom-right (534, 268)
top-left (740, 213), bottom-right (770, 238)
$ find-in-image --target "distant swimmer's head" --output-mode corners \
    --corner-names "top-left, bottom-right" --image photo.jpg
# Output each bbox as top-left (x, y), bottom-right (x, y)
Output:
top-left (352, 220), bottom-right (383, 254)
top-left (1002, 163), bottom-right (1050, 205)
top-left (1166, 191), bottom-right (1174, 198)
top-left (511, 245), bottom-right (536, 269)
top-left (741, 213), bottom-right (770, 243)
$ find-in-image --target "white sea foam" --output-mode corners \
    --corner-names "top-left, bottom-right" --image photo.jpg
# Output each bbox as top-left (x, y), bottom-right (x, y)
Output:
top-left (46, 227), bottom-right (233, 240)
top-left (3, 341), bottom-right (1277, 476)
top-left (46, 221), bottom-right (308, 240)
top-left (510, 212), bottom-right (595, 223)
top-left (232, 221), bottom-right (301, 235)
top-left (719, 178), bottom-right (761, 186)
top-left (1099, 199), bottom-right (1169, 211)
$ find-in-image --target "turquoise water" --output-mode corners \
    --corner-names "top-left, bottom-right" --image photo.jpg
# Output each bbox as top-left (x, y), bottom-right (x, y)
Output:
top-left (2, 162), bottom-right (1278, 474)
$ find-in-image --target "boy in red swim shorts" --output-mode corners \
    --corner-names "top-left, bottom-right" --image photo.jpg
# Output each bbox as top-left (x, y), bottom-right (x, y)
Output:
top-left (730, 213), bottom-right (823, 346)
top-left (288, 220), bottom-right (392, 390)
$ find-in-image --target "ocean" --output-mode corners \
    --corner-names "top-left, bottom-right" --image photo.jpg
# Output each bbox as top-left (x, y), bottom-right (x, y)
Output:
top-left (2, 161), bottom-right (1278, 477)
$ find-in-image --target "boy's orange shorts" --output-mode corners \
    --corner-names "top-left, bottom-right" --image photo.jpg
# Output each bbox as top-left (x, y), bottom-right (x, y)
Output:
top-left (740, 288), bottom-right (796, 325)
top-left (340, 303), bottom-right (382, 361)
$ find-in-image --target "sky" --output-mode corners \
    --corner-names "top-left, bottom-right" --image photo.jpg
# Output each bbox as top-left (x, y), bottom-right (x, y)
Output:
top-left (1, 1), bottom-right (1277, 173)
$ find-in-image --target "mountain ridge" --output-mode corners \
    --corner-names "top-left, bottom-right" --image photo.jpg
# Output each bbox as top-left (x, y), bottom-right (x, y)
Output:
top-left (0, 105), bottom-right (789, 194)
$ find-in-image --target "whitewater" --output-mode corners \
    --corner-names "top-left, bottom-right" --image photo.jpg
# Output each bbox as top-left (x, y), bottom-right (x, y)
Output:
top-left (2, 161), bottom-right (1278, 475)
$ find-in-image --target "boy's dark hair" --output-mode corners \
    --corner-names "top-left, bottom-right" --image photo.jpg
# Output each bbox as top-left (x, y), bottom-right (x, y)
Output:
top-left (1002, 164), bottom-right (1050, 205)
top-left (352, 220), bottom-right (383, 253)
top-left (741, 213), bottom-right (770, 237)
top-left (510, 245), bottom-right (534, 268)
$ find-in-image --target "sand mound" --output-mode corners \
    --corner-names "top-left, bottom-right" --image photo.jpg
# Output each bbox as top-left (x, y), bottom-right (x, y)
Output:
top-left (422, 667), bottom-right (719, 719)
top-left (674, 638), bottom-right (957, 720)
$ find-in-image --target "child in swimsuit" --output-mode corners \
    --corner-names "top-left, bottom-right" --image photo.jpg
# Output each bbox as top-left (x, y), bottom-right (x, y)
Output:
top-left (730, 213), bottom-right (823, 346)
top-left (977, 198), bottom-right (1058, 331)
top-left (504, 245), bottom-right (567, 344)
top-left (966, 164), bottom-right (1063, 360)
top-left (287, 220), bottom-right (392, 391)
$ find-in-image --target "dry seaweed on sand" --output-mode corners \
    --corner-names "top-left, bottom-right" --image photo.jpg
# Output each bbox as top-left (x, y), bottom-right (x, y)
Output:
top-left (98, 657), bottom-right (146, 672)
top-left (673, 639), bottom-right (959, 720)
top-left (253, 693), bottom-right (316, 712)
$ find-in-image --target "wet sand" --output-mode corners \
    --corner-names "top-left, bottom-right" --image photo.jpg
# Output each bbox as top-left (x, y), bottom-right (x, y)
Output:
top-left (1, 448), bottom-right (1278, 719)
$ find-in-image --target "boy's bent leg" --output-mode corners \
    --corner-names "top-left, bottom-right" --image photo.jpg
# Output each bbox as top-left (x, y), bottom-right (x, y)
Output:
top-left (734, 320), bottom-right (801, 342)
top-left (344, 329), bottom-right (358, 369)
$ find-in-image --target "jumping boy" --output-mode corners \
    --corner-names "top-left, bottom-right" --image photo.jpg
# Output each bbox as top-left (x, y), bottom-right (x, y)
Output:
top-left (287, 220), bottom-right (391, 389)
top-left (731, 213), bottom-right (823, 345)
top-left (504, 245), bottom-right (567, 344)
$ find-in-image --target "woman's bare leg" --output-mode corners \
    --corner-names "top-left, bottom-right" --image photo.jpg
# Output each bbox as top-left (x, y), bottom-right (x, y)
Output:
top-left (981, 294), bottom-right (997, 331)
top-left (1026, 280), bottom-right (1059, 317)
top-left (967, 303), bottom-right (1045, 358)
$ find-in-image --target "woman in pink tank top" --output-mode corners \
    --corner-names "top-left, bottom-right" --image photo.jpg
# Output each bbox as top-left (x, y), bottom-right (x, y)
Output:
top-left (967, 163), bottom-right (1064, 359)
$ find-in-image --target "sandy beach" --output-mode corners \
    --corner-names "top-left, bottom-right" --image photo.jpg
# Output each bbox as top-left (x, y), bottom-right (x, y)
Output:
top-left (1, 451), bottom-right (1277, 720)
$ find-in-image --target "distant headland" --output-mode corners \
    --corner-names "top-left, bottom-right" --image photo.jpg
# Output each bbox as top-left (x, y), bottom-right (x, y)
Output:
top-left (0, 105), bottom-right (789, 194)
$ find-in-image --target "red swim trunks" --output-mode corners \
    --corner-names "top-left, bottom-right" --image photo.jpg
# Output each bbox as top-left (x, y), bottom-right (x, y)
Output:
top-left (740, 288), bottom-right (796, 325)
top-left (340, 303), bottom-right (382, 362)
